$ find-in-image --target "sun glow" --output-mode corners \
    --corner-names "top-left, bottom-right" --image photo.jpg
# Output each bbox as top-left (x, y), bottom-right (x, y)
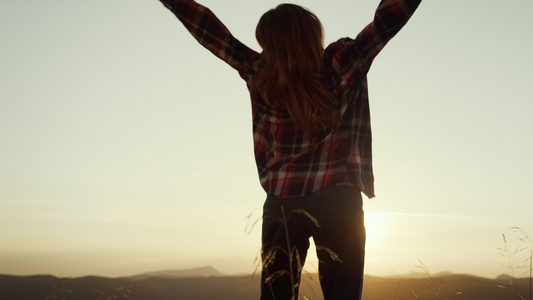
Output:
top-left (365, 211), bottom-right (397, 244)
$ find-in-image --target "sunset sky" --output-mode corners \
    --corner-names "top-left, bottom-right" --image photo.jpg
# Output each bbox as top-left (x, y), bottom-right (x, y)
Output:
top-left (1, 0), bottom-right (532, 278)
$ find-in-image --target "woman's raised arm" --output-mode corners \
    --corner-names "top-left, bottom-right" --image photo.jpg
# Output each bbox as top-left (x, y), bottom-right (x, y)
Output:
top-left (160, 0), bottom-right (258, 77)
top-left (356, 0), bottom-right (422, 62)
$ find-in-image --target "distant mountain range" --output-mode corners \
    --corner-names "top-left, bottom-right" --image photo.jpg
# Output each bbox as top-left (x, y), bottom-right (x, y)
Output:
top-left (0, 267), bottom-right (531, 300)
top-left (127, 266), bottom-right (225, 280)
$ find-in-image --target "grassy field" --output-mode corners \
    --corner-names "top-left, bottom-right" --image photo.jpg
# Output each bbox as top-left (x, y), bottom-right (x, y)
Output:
top-left (0, 272), bottom-right (531, 300)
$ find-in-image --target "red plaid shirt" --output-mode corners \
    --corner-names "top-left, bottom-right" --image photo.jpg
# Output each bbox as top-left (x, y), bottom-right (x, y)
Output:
top-left (161, 0), bottom-right (421, 199)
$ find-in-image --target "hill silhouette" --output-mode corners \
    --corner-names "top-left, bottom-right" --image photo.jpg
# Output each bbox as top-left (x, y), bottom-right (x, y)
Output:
top-left (0, 268), bottom-right (531, 300)
top-left (127, 266), bottom-right (224, 280)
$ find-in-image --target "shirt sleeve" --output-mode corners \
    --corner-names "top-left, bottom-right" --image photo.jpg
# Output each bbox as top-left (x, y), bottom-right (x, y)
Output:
top-left (358, 0), bottom-right (422, 61)
top-left (160, 0), bottom-right (259, 81)
top-left (330, 0), bottom-right (422, 81)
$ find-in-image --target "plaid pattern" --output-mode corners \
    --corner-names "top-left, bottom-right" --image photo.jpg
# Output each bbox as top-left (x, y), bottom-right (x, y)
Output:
top-left (162, 0), bottom-right (422, 199)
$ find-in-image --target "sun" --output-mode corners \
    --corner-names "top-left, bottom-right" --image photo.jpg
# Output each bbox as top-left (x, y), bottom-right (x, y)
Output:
top-left (364, 211), bottom-right (397, 243)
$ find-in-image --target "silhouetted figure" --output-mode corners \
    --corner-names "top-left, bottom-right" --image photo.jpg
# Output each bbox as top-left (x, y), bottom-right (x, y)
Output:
top-left (160, 0), bottom-right (421, 299)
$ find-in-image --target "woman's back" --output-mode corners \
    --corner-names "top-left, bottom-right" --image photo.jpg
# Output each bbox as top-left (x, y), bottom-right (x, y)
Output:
top-left (160, 0), bottom-right (421, 199)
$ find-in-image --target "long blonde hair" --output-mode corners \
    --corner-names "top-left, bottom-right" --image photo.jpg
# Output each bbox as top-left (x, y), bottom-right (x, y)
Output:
top-left (255, 4), bottom-right (336, 131)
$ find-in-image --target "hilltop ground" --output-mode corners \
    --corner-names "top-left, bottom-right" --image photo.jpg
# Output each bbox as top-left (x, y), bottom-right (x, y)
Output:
top-left (0, 270), bottom-right (530, 300)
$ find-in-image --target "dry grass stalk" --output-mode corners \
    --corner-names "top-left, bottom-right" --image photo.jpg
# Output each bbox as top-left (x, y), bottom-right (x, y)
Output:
top-left (498, 231), bottom-right (526, 300)
top-left (417, 260), bottom-right (443, 300)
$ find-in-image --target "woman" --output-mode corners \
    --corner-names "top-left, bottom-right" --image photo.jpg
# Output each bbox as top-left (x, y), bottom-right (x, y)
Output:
top-left (160, 1), bottom-right (421, 299)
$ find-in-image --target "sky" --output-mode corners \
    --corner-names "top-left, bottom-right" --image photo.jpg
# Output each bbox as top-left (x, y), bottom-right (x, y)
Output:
top-left (1, 0), bottom-right (532, 279)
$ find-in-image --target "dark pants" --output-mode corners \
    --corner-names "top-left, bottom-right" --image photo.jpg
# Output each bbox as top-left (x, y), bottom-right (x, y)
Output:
top-left (260, 186), bottom-right (365, 300)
